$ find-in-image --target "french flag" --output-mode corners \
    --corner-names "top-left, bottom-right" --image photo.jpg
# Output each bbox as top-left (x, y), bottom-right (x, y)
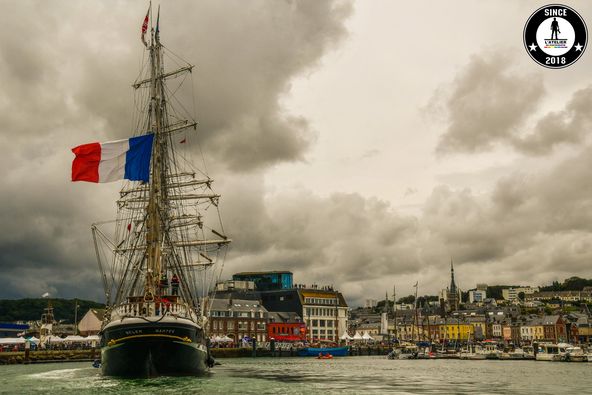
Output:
top-left (71, 134), bottom-right (154, 183)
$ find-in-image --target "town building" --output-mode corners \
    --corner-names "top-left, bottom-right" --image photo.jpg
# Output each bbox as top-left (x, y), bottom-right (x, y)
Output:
top-left (207, 297), bottom-right (268, 343)
top-left (267, 311), bottom-right (306, 342)
top-left (364, 299), bottom-right (378, 308)
top-left (215, 280), bottom-right (256, 292)
top-left (526, 290), bottom-right (592, 303)
top-left (502, 286), bottom-right (540, 301)
top-left (77, 308), bottom-right (105, 336)
top-left (468, 289), bottom-right (487, 304)
top-left (215, 272), bottom-right (349, 342)
top-left (541, 315), bottom-right (567, 343)
top-left (232, 271), bottom-right (293, 291)
top-left (440, 260), bottom-right (461, 312)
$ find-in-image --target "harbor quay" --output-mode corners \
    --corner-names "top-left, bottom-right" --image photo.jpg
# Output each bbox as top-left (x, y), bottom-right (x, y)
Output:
top-left (3, 271), bottom-right (592, 366)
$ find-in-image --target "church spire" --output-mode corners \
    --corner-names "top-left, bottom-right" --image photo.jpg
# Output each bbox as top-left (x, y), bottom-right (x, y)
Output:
top-left (449, 258), bottom-right (457, 293)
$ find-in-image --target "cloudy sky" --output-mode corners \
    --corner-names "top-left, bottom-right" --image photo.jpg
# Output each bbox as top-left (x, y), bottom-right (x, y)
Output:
top-left (2, 0), bottom-right (592, 306)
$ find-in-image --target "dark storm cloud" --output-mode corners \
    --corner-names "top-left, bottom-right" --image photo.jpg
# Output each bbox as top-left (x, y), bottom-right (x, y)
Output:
top-left (0, 0), bottom-right (353, 300)
top-left (220, 187), bottom-right (422, 303)
top-left (433, 52), bottom-right (545, 154)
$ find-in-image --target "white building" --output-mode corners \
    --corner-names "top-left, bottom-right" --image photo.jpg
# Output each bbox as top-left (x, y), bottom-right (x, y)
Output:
top-left (502, 287), bottom-right (540, 301)
top-left (303, 291), bottom-right (348, 342)
top-left (468, 289), bottom-right (487, 304)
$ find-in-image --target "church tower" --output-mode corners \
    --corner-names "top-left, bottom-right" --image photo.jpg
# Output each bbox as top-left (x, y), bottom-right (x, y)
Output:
top-left (446, 259), bottom-right (460, 311)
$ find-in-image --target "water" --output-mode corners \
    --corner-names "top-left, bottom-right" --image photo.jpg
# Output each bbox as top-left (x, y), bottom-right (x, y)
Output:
top-left (1, 357), bottom-right (591, 394)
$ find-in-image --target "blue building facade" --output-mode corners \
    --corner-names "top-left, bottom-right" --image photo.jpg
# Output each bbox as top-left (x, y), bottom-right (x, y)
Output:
top-left (232, 271), bottom-right (293, 291)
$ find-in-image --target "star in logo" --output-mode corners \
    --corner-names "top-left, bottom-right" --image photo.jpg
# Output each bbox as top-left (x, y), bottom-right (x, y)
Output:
top-left (529, 43), bottom-right (537, 51)
top-left (574, 43), bottom-right (583, 51)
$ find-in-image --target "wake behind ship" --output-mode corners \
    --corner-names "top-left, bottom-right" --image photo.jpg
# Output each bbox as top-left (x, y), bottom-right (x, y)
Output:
top-left (72, 6), bottom-right (231, 377)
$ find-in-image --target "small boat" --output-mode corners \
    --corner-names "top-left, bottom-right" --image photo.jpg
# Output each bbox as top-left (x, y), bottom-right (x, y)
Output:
top-left (387, 343), bottom-right (421, 360)
top-left (535, 343), bottom-right (562, 361)
top-left (317, 353), bottom-right (333, 359)
top-left (459, 345), bottom-right (487, 360)
top-left (563, 345), bottom-right (587, 362)
top-left (298, 346), bottom-right (348, 357)
top-left (501, 347), bottom-right (534, 360)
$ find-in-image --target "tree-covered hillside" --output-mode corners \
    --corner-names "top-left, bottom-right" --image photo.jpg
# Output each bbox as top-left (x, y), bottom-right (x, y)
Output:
top-left (0, 298), bottom-right (104, 323)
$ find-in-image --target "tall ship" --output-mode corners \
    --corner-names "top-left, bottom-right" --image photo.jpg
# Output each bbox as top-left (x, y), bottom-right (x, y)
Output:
top-left (73, 7), bottom-right (231, 377)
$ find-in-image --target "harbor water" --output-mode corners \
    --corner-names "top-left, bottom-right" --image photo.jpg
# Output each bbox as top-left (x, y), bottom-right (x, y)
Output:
top-left (1, 356), bottom-right (591, 394)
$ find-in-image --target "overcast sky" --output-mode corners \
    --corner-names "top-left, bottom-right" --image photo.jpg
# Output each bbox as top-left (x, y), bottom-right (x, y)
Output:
top-left (2, 0), bottom-right (592, 306)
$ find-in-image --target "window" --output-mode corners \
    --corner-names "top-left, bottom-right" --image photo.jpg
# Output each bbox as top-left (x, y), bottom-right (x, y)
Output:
top-left (213, 321), bottom-right (218, 330)
top-left (227, 321), bottom-right (234, 330)
top-left (320, 320), bottom-right (326, 327)
top-left (257, 322), bottom-right (265, 330)
top-left (238, 322), bottom-right (247, 330)
top-left (251, 321), bottom-right (255, 330)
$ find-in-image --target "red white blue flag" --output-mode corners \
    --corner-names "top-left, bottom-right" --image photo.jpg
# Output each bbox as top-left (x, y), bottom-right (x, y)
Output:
top-left (71, 134), bottom-right (154, 183)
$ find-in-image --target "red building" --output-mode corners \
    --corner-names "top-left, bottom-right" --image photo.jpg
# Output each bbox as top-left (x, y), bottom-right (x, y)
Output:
top-left (267, 312), bottom-right (306, 342)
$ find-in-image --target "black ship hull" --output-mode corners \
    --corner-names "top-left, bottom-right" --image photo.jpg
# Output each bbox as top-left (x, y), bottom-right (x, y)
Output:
top-left (101, 318), bottom-right (210, 377)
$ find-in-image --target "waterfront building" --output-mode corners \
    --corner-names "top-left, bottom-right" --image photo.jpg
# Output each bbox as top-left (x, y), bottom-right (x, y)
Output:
top-left (489, 319), bottom-right (504, 339)
top-left (257, 286), bottom-right (348, 342)
top-left (267, 312), bottom-right (306, 342)
top-left (232, 271), bottom-right (293, 291)
top-left (466, 316), bottom-right (487, 340)
top-left (208, 297), bottom-right (268, 343)
top-left (575, 315), bottom-right (592, 343)
top-left (357, 321), bottom-right (382, 339)
top-left (301, 288), bottom-right (348, 342)
top-left (77, 308), bottom-right (104, 336)
top-left (541, 315), bottom-right (567, 343)
top-left (440, 320), bottom-right (473, 341)
top-left (520, 318), bottom-right (544, 342)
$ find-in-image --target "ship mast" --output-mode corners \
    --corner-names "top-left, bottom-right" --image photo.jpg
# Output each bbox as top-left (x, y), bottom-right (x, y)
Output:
top-left (145, 17), bottom-right (165, 300)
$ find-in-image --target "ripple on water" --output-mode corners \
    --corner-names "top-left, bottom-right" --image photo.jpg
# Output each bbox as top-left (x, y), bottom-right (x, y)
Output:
top-left (1, 357), bottom-right (592, 394)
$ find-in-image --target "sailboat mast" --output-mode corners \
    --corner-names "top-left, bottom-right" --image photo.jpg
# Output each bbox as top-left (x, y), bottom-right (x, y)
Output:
top-left (145, 25), bottom-right (165, 300)
top-left (393, 285), bottom-right (397, 341)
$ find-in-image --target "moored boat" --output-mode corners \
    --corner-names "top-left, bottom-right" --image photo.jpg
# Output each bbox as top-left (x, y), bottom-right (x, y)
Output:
top-left (299, 346), bottom-right (349, 357)
top-left (563, 345), bottom-right (587, 362)
top-left (535, 344), bottom-right (562, 361)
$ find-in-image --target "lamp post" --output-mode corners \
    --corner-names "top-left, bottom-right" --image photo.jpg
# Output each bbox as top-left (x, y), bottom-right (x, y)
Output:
top-left (74, 299), bottom-right (79, 335)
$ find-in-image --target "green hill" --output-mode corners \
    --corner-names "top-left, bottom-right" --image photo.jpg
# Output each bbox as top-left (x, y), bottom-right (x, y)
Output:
top-left (0, 298), bottom-right (104, 323)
